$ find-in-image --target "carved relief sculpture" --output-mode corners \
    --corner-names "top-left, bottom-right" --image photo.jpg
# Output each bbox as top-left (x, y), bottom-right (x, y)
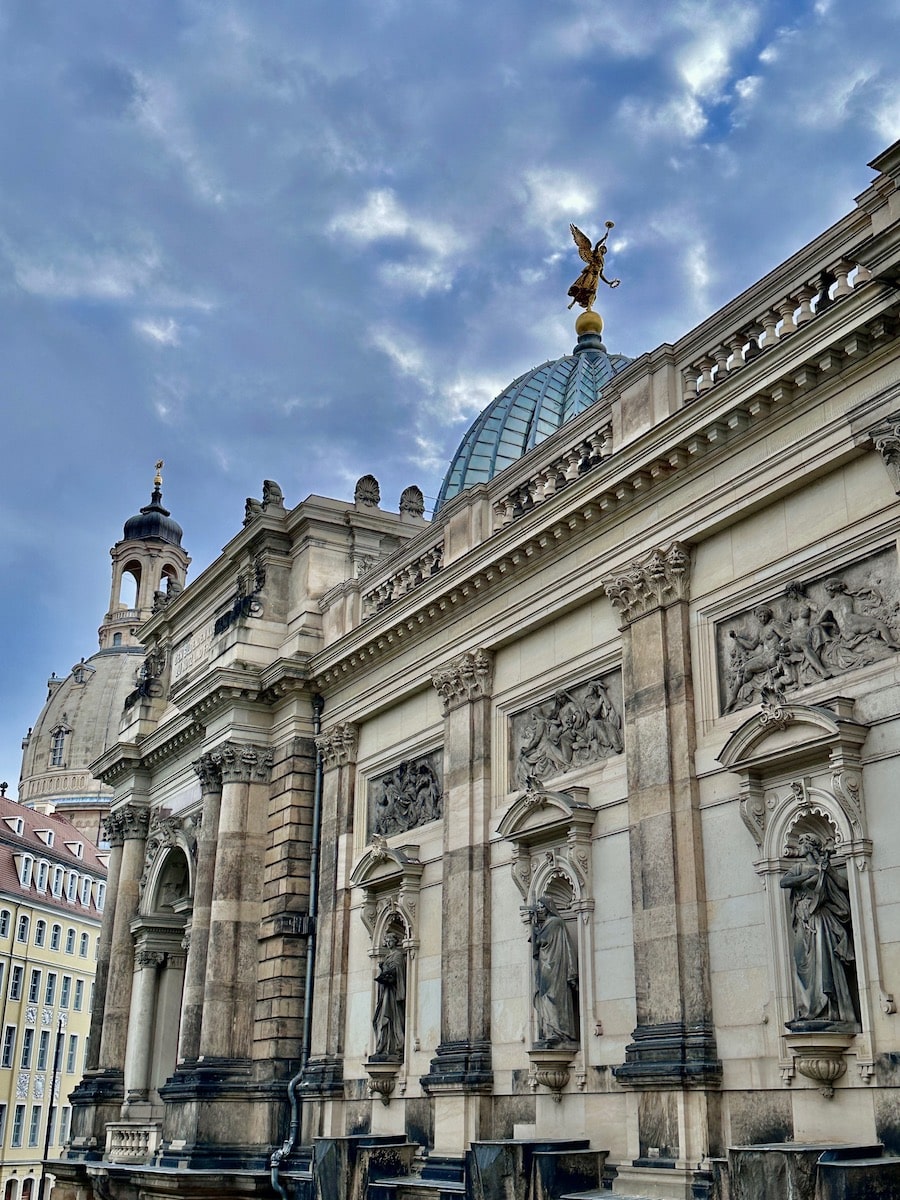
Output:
top-left (717, 552), bottom-right (900, 713)
top-left (530, 896), bottom-right (579, 1046)
top-left (367, 752), bottom-right (443, 839)
top-left (372, 930), bottom-right (407, 1060)
top-left (512, 674), bottom-right (622, 787)
top-left (780, 834), bottom-right (858, 1030)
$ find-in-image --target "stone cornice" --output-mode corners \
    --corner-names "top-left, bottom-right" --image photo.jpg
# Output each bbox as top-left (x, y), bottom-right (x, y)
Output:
top-left (258, 655), bottom-right (313, 702)
top-left (603, 542), bottom-right (691, 625)
top-left (431, 648), bottom-right (494, 713)
top-left (315, 722), bottom-right (359, 769)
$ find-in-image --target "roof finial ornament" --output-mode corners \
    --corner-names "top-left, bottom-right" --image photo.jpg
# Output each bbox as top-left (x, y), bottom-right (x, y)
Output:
top-left (154, 459), bottom-right (164, 490)
top-left (567, 221), bottom-right (620, 320)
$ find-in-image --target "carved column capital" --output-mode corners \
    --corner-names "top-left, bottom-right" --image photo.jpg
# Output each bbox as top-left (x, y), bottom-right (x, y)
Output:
top-left (431, 648), bottom-right (494, 714)
top-left (315, 722), bottom-right (359, 769)
top-left (118, 805), bottom-right (151, 842)
top-left (103, 810), bottom-right (125, 848)
top-left (867, 414), bottom-right (900, 495)
top-left (134, 950), bottom-right (165, 971)
top-left (603, 541), bottom-right (691, 625)
top-left (192, 752), bottom-right (224, 794)
top-left (212, 741), bottom-right (273, 785)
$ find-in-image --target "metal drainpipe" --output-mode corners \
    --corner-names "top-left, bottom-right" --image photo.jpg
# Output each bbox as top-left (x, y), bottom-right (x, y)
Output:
top-left (271, 693), bottom-right (325, 1200)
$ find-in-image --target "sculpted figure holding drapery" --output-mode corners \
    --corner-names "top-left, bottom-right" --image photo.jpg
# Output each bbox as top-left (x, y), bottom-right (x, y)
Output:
top-left (372, 931), bottom-right (407, 1059)
top-left (530, 896), bottom-right (579, 1045)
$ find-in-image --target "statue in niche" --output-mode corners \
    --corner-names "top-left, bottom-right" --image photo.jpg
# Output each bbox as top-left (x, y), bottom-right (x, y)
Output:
top-left (372, 930), bottom-right (407, 1060)
top-left (780, 834), bottom-right (858, 1029)
top-left (529, 896), bottom-right (579, 1046)
top-left (515, 677), bottom-right (623, 786)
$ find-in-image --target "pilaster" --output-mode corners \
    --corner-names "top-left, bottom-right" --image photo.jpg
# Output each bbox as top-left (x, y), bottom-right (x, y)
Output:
top-left (421, 649), bottom-right (494, 1158)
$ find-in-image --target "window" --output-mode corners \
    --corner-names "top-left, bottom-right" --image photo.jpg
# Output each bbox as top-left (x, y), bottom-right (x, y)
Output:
top-left (46, 1105), bottom-right (56, 1147)
top-left (20, 1028), bottom-right (34, 1069)
top-left (36, 862), bottom-right (48, 891)
top-left (50, 924), bottom-right (61, 950)
top-left (37, 1030), bottom-right (49, 1071)
top-left (89, 981), bottom-right (94, 1012)
top-left (44, 973), bottom-right (56, 1006)
top-left (73, 979), bottom-right (84, 1011)
top-left (60, 976), bottom-right (71, 1009)
top-left (1, 1027), bottom-right (15, 1069)
top-left (0, 910), bottom-right (9, 938)
top-left (112, 632), bottom-right (122, 647)
top-left (0, 1106), bottom-right (6, 1145)
top-left (27, 970), bottom-right (41, 1004)
top-left (20, 857), bottom-right (33, 888)
top-left (65, 928), bottom-right (75, 954)
top-left (79, 932), bottom-right (89, 957)
top-left (80, 877), bottom-right (91, 905)
top-left (50, 727), bottom-right (67, 766)
top-left (27, 1104), bottom-right (40, 1147)
top-left (66, 1035), bottom-right (78, 1074)
top-left (16, 915), bottom-right (29, 943)
top-left (96, 883), bottom-right (106, 911)
top-left (52, 868), bottom-right (63, 897)
top-left (11, 1103), bottom-right (24, 1147)
top-left (66, 874), bottom-right (78, 902)
top-left (59, 1106), bottom-right (71, 1146)
top-left (10, 966), bottom-right (23, 1000)
top-left (34, 919), bottom-right (46, 947)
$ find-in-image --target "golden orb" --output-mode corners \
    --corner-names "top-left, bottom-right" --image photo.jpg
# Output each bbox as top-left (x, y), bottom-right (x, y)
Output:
top-left (575, 309), bottom-right (604, 337)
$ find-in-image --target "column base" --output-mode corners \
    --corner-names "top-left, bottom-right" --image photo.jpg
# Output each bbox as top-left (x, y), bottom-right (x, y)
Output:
top-left (614, 1021), bottom-right (721, 1089)
top-left (298, 1054), bottom-right (345, 1098)
top-left (421, 1039), bottom-right (493, 1094)
top-left (65, 1067), bottom-right (125, 1161)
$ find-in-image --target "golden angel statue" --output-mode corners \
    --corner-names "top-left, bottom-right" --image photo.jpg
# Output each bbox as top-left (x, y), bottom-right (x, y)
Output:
top-left (567, 221), bottom-right (620, 310)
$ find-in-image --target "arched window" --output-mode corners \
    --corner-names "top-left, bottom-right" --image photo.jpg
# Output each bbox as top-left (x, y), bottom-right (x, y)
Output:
top-left (36, 862), bottom-right (48, 892)
top-left (34, 921), bottom-right (46, 948)
top-left (112, 633), bottom-right (123, 647)
top-left (79, 932), bottom-right (89, 957)
top-left (118, 563), bottom-right (141, 608)
top-left (15, 915), bottom-right (29, 943)
top-left (64, 928), bottom-right (75, 955)
top-left (49, 728), bottom-right (67, 767)
top-left (0, 910), bottom-right (9, 938)
top-left (50, 924), bottom-right (61, 951)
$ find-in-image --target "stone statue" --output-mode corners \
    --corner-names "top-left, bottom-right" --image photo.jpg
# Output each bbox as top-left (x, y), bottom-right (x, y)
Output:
top-left (780, 834), bottom-right (858, 1028)
top-left (567, 222), bottom-right (620, 311)
top-left (372, 931), bottom-right (406, 1059)
top-left (530, 896), bottom-right (578, 1045)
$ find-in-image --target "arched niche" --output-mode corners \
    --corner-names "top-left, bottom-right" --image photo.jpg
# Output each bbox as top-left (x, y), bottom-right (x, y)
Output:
top-left (717, 696), bottom-right (892, 1087)
top-left (350, 837), bottom-right (423, 1075)
top-left (498, 783), bottom-right (597, 1086)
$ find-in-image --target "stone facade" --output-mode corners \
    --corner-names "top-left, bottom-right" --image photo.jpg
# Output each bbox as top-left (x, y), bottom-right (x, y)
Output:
top-left (50, 142), bottom-right (900, 1199)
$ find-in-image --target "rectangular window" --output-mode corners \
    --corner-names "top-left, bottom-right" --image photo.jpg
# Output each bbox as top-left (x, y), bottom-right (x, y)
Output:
top-left (44, 973), bottom-right (56, 1006)
top-left (52, 868), bottom-right (63, 897)
top-left (73, 979), bottom-right (84, 1011)
top-left (80, 877), bottom-right (91, 906)
top-left (60, 1106), bottom-right (71, 1146)
top-left (66, 1034), bottom-right (78, 1075)
top-left (37, 1030), bottom-right (50, 1072)
top-left (27, 969), bottom-right (41, 1004)
top-left (60, 976), bottom-right (71, 1009)
top-left (27, 1104), bottom-right (41, 1147)
top-left (9, 965), bottom-right (23, 1001)
top-left (66, 875), bottom-right (77, 902)
top-left (46, 1105), bottom-right (56, 1147)
top-left (0, 1105), bottom-right (6, 1145)
top-left (20, 1028), bottom-right (34, 1069)
top-left (1, 1027), bottom-right (15, 1069)
top-left (11, 1103), bottom-right (24, 1147)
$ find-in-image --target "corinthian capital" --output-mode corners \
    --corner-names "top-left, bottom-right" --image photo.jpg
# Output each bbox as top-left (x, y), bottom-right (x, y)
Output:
top-left (192, 751), bottom-right (224, 794)
top-left (431, 648), bottom-right (494, 714)
top-left (119, 804), bottom-right (151, 842)
top-left (867, 414), bottom-right (900, 495)
top-left (212, 742), bottom-right (273, 785)
top-left (603, 541), bottom-right (691, 625)
top-left (315, 722), bottom-right (359, 770)
top-left (103, 810), bottom-right (125, 848)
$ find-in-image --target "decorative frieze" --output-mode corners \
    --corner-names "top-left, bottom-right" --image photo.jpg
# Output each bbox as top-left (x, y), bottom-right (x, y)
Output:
top-left (511, 673), bottom-right (623, 787)
top-left (367, 751), bottom-right (443, 839)
top-left (315, 722), bottom-right (359, 769)
top-left (214, 741), bottom-right (273, 784)
top-left (431, 648), bottom-right (494, 713)
top-left (603, 542), bottom-right (690, 624)
top-left (717, 550), bottom-right (900, 713)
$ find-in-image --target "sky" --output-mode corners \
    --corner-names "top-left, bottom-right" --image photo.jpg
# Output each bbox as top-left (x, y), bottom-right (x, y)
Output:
top-left (1, 0), bottom-right (899, 786)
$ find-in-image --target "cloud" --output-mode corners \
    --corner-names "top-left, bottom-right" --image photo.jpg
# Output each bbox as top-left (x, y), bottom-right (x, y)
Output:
top-left (10, 243), bottom-right (160, 301)
top-left (134, 317), bottom-right (180, 346)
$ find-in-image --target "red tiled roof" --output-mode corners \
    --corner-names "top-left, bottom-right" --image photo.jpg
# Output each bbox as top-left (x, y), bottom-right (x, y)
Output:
top-left (0, 794), bottom-right (106, 917)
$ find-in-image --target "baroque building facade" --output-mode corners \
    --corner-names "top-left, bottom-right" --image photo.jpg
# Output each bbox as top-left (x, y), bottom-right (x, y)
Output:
top-left (53, 141), bottom-right (900, 1198)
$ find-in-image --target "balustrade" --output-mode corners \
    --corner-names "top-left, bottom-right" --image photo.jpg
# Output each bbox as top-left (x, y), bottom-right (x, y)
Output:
top-left (361, 542), bottom-right (444, 617)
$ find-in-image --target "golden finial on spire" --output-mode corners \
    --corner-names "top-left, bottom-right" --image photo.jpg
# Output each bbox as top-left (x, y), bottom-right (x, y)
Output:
top-left (154, 460), bottom-right (164, 489)
top-left (567, 220), bottom-right (620, 313)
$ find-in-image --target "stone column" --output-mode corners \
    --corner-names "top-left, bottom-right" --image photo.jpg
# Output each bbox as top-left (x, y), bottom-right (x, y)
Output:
top-left (422, 648), bottom-right (494, 1159)
top-left (84, 811), bottom-right (125, 1073)
top-left (177, 751), bottom-right (223, 1062)
top-left (98, 803), bottom-right (151, 1071)
top-left (603, 544), bottom-right (721, 1169)
top-left (197, 741), bottom-right (272, 1062)
top-left (123, 950), bottom-right (164, 1105)
top-left (300, 722), bottom-right (357, 1137)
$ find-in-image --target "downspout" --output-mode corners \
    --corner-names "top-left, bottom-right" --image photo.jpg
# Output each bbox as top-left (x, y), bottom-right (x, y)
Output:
top-left (271, 693), bottom-right (325, 1199)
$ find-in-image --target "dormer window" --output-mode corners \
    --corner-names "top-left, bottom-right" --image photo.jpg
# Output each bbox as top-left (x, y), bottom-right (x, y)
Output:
top-left (3, 817), bottom-right (24, 837)
top-left (35, 830), bottom-right (54, 847)
top-left (36, 861), bottom-right (48, 892)
top-left (66, 872), bottom-right (78, 902)
top-left (65, 841), bottom-right (84, 860)
top-left (80, 877), bottom-right (91, 905)
top-left (14, 855), bottom-right (33, 888)
top-left (52, 867), bottom-right (64, 897)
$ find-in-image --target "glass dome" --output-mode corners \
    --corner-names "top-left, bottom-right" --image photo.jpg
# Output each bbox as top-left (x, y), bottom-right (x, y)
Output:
top-left (435, 328), bottom-right (631, 512)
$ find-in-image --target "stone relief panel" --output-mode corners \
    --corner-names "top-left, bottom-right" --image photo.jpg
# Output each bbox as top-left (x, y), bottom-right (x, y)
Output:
top-left (367, 751), bottom-right (443, 839)
top-left (717, 550), bottom-right (900, 714)
top-left (510, 672), bottom-right (623, 788)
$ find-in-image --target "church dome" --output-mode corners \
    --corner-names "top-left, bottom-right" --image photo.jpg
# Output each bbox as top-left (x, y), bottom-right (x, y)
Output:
top-left (123, 484), bottom-right (183, 546)
top-left (435, 320), bottom-right (632, 511)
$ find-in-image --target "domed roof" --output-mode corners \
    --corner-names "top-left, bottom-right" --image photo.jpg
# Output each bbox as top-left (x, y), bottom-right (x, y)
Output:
top-left (123, 484), bottom-right (183, 546)
top-left (435, 322), bottom-right (631, 511)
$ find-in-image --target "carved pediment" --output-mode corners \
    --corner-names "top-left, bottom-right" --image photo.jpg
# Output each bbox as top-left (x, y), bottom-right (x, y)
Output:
top-left (497, 783), bottom-right (594, 843)
top-left (350, 838), bottom-right (424, 890)
top-left (717, 698), bottom-right (867, 774)
top-left (498, 783), bottom-right (596, 903)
